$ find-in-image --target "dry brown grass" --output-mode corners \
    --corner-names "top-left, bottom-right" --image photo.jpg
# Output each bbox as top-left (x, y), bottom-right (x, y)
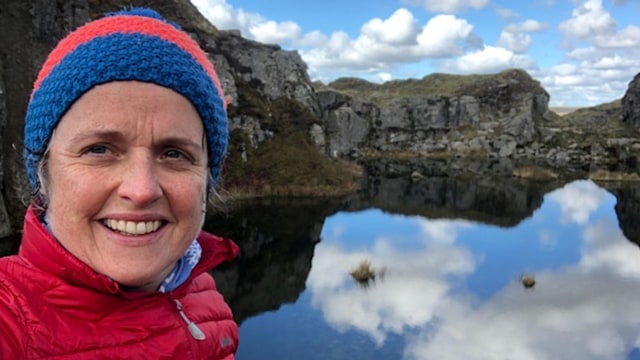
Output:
top-left (589, 170), bottom-right (640, 182)
top-left (350, 259), bottom-right (376, 284)
top-left (512, 166), bottom-right (559, 181)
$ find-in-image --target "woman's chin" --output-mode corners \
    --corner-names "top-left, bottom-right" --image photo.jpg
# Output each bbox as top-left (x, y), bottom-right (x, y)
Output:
top-left (94, 256), bottom-right (173, 291)
top-left (110, 271), bottom-right (163, 291)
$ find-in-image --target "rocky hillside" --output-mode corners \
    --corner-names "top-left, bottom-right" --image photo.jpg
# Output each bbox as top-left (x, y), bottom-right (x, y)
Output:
top-left (2, 0), bottom-right (640, 237)
top-left (315, 69), bottom-right (553, 159)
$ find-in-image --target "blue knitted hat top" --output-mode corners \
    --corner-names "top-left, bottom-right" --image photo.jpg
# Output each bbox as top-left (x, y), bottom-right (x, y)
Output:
top-left (24, 8), bottom-right (228, 190)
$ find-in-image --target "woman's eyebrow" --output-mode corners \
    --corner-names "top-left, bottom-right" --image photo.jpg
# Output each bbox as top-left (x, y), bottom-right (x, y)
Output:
top-left (156, 137), bottom-right (205, 151)
top-left (68, 130), bottom-right (125, 144)
top-left (66, 131), bottom-right (205, 151)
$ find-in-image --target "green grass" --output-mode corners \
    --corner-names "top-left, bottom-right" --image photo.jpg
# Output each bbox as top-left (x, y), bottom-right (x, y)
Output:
top-left (323, 69), bottom-right (541, 105)
top-left (223, 80), bottom-right (361, 196)
top-left (222, 130), bottom-right (360, 196)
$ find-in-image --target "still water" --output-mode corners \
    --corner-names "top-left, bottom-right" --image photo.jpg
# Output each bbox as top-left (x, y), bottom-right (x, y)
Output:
top-left (204, 161), bottom-right (640, 360)
top-left (2, 160), bottom-right (640, 359)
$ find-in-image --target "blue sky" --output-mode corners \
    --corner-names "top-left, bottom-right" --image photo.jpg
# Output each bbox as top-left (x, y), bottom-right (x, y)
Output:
top-left (191, 0), bottom-right (640, 107)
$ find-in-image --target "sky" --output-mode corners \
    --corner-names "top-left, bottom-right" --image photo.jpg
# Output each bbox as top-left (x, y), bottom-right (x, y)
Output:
top-left (305, 180), bottom-right (640, 359)
top-left (190, 0), bottom-right (640, 107)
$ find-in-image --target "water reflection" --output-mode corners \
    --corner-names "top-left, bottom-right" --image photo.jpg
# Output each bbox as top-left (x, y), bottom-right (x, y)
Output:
top-left (3, 160), bottom-right (640, 359)
top-left (205, 197), bottom-right (346, 324)
top-left (309, 215), bottom-right (476, 346)
top-left (310, 180), bottom-right (640, 359)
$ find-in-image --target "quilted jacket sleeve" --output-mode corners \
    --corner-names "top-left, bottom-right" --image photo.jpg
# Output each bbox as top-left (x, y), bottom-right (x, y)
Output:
top-left (0, 277), bottom-right (26, 357)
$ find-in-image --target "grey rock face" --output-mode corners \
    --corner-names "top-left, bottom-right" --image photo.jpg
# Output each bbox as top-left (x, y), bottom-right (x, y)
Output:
top-left (316, 71), bottom-right (551, 160)
top-left (215, 32), bottom-right (319, 114)
top-left (622, 73), bottom-right (640, 127)
top-left (0, 0), bottom-right (93, 235)
top-left (0, 58), bottom-right (13, 238)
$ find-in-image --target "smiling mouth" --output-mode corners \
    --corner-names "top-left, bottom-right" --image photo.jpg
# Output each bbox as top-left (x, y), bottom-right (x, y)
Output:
top-left (103, 219), bottom-right (164, 236)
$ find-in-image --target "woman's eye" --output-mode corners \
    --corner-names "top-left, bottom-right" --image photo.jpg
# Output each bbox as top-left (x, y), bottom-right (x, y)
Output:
top-left (164, 149), bottom-right (187, 160)
top-left (86, 145), bottom-right (108, 154)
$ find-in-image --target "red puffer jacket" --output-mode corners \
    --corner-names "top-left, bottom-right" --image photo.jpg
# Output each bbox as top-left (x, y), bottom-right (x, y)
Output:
top-left (0, 206), bottom-right (239, 359)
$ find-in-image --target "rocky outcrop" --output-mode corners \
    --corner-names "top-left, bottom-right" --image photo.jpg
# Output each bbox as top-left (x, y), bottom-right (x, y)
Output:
top-left (212, 32), bottom-right (319, 151)
top-left (317, 70), bottom-right (554, 161)
top-left (0, 0), bottom-right (93, 233)
top-left (317, 70), bottom-right (640, 170)
top-left (3, 0), bottom-right (640, 237)
top-left (622, 73), bottom-right (640, 127)
top-left (214, 34), bottom-right (318, 114)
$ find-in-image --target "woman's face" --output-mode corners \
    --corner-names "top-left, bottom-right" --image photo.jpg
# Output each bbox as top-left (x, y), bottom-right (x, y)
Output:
top-left (45, 81), bottom-right (209, 291)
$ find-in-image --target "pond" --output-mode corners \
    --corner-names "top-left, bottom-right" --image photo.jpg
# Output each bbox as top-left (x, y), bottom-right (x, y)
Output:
top-left (234, 188), bottom-right (640, 359)
top-left (204, 160), bottom-right (640, 360)
top-left (3, 159), bottom-right (640, 359)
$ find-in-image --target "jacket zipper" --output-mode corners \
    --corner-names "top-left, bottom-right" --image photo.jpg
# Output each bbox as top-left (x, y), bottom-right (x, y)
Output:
top-left (174, 299), bottom-right (206, 341)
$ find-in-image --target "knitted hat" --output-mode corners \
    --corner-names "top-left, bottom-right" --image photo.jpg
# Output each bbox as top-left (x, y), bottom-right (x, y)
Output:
top-left (24, 8), bottom-right (228, 190)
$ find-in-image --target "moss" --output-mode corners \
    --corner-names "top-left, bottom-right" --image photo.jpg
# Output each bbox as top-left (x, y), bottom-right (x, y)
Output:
top-left (223, 82), bottom-right (360, 196)
top-left (326, 69), bottom-right (542, 106)
top-left (223, 130), bottom-right (360, 196)
top-left (226, 82), bottom-right (333, 194)
top-left (227, 81), bottom-right (268, 120)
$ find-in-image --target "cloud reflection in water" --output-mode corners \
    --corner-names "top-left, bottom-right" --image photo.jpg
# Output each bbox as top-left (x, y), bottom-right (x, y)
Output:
top-left (310, 180), bottom-right (640, 359)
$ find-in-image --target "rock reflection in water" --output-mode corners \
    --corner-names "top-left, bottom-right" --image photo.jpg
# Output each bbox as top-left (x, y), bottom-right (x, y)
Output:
top-left (205, 159), bottom-right (568, 326)
top-left (206, 197), bottom-right (346, 324)
top-left (4, 159), bottom-right (640, 358)
top-left (203, 160), bottom-right (640, 340)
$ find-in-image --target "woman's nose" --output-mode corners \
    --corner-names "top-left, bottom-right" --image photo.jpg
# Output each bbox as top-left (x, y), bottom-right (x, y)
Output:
top-left (117, 153), bottom-right (163, 206)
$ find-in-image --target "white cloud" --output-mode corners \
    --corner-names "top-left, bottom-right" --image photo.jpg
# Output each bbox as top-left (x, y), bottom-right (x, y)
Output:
top-left (543, 0), bottom-right (640, 105)
top-left (498, 20), bottom-right (547, 54)
top-left (191, 0), bottom-right (262, 34)
top-left (536, 44), bottom-right (640, 106)
top-left (308, 216), bottom-right (476, 345)
top-left (416, 15), bottom-right (476, 56)
top-left (310, 195), bottom-right (640, 360)
top-left (361, 8), bottom-right (420, 46)
top-left (505, 19), bottom-right (548, 33)
top-left (558, 0), bottom-right (616, 41)
top-left (403, 0), bottom-right (490, 14)
top-left (594, 25), bottom-right (640, 48)
top-left (300, 13), bottom-right (477, 76)
top-left (611, 0), bottom-right (638, 5)
top-left (498, 32), bottom-right (532, 53)
top-left (375, 72), bottom-right (393, 82)
top-left (580, 218), bottom-right (640, 277)
top-left (495, 6), bottom-right (518, 21)
top-left (591, 54), bottom-right (638, 69)
top-left (297, 30), bottom-right (328, 48)
top-left (404, 269), bottom-right (640, 360)
top-left (440, 46), bottom-right (535, 74)
top-left (248, 20), bottom-right (302, 45)
top-left (191, 0), bottom-right (639, 106)
top-left (547, 180), bottom-right (607, 224)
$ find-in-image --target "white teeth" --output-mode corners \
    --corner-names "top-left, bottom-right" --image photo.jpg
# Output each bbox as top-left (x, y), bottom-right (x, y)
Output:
top-left (104, 219), bottom-right (162, 235)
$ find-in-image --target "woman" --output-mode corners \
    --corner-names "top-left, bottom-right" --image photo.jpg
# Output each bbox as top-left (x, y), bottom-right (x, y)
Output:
top-left (0, 7), bottom-right (239, 359)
